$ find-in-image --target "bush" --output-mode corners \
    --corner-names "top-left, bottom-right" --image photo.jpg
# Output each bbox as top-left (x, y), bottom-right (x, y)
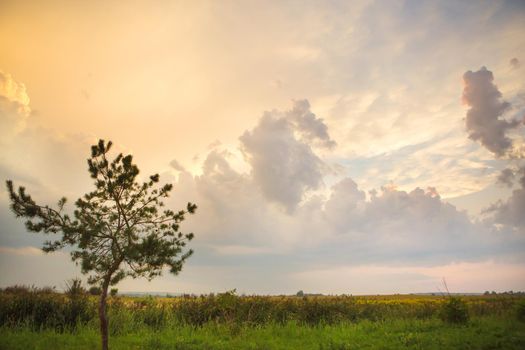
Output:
top-left (4, 289), bottom-right (524, 331)
top-left (89, 286), bottom-right (102, 296)
top-left (516, 299), bottom-right (525, 322)
top-left (440, 297), bottom-right (469, 324)
top-left (65, 278), bottom-right (86, 298)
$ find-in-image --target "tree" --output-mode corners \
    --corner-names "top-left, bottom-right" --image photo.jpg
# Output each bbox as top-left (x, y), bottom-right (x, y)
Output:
top-left (6, 140), bottom-right (197, 350)
top-left (89, 286), bottom-right (102, 296)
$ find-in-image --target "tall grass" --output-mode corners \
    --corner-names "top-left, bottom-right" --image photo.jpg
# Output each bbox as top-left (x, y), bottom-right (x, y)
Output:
top-left (1, 287), bottom-right (523, 332)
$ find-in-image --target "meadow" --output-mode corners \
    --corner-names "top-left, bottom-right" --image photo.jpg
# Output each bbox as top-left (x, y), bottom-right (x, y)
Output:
top-left (1, 287), bottom-right (524, 349)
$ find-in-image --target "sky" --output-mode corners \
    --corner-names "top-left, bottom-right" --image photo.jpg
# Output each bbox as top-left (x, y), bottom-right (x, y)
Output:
top-left (0, 0), bottom-right (524, 295)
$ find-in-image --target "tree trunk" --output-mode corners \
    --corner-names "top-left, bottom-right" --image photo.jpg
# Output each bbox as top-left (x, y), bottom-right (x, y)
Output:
top-left (98, 278), bottom-right (111, 350)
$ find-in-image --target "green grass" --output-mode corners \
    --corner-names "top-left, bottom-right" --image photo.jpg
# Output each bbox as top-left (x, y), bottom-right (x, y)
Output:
top-left (1, 291), bottom-right (524, 349)
top-left (1, 317), bottom-right (524, 350)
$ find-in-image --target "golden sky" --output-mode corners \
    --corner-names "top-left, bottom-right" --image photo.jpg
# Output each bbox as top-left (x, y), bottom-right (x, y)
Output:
top-left (1, 0), bottom-right (525, 294)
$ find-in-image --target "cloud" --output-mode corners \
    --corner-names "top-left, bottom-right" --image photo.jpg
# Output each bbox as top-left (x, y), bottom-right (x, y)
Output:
top-left (0, 246), bottom-right (77, 289)
top-left (519, 167), bottom-right (525, 189)
top-left (292, 260), bottom-right (525, 294)
top-left (315, 179), bottom-right (516, 266)
top-left (287, 99), bottom-right (336, 149)
top-left (170, 149), bottom-right (523, 269)
top-left (488, 166), bottom-right (525, 231)
top-left (157, 94), bottom-right (525, 274)
top-left (462, 67), bottom-right (520, 157)
top-left (0, 71), bottom-right (108, 261)
top-left (462, 68), bottom-right (525, 232)
top-left (183, 150), bottom-right (276, 246)
top-left (169, 159), bottom-right (186, 172)
top-left (2, 0), bottom-right (525, 293)
top-left (239, 101), bottom-right (330, 212)
top-left (323, 178), bottom-right (366, 232)
top-left (0, 246), bottom-right (43, 256)
top-left (343, 134), bottom-right (497, 199)
top-left (492, 188), bottom-right (525, 230)
top-left (0, 71), bottom-right (31, 141)
top-left (510, 57), bottom-right (520, 69)
top-left (497, 168), bottom-right (516, 187)
top-left (212, 245), bottom-right (277, 256)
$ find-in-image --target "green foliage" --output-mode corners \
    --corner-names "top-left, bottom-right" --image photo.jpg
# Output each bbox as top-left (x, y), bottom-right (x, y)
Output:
top-left (439, 297), bottom-right (469, 324)
top-left (65, 278), bottom-right (86, 298)
top-left (516, 299), bottom-right (525, 322)
top-left (2, 292), bottom-right (525, 349)
top-left (4, 290), bottom-right (522, 331)
top-left (89, 286), bottom-right (102, 296)
top-left (0, 286), bottom-right (95, 331)
top-left (1, 285), bottom-right (56, 295)
top-left (110, 288), bottom-right (118, 297)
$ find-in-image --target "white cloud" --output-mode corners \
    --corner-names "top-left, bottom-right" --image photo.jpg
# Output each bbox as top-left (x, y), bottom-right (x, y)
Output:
top-left (287, 99), bottom-right (336, 149)
top-left (239, 101), bottom-right (329, 212)
top-left (0, 71), bottom-right (31, 142)
top-left (169, 150), bottom-right (524, 271)
top-left (1, 1), bottom-right (525, 293)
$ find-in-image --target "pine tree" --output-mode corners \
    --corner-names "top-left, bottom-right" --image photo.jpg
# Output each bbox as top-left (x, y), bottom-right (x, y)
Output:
top-left (6, 139), bottom-right (197, 350)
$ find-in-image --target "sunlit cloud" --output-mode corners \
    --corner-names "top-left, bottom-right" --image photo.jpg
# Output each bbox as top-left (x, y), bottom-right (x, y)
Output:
top-left (0, 71), bottom-right (31, 142)
top-left (1, 0), bottom-right (525, 294)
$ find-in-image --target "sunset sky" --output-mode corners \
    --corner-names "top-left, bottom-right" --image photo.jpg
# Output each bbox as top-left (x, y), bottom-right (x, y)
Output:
top-left (1, 0), bottom-right (524, 295)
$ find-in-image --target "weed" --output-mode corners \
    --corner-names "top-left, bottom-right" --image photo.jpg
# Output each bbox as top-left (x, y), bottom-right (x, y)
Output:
top-left (440, 297), bottom-right (469, 324)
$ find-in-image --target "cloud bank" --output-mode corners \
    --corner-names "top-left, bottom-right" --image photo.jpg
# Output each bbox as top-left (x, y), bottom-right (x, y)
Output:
top-left (2, 85), bottom-right (525, 293)
top-left (2, 0), bottom-right (525, 294)
top-left (488, 165), bottom-right (525, 232)
top-left (162, 100), bottom-right (525, 272)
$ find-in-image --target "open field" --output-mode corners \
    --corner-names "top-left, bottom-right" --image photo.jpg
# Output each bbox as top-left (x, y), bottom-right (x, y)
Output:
top-left (1, 289), bottom-right (524, 349)
top-left (2, 317), bottom-right (524, 350)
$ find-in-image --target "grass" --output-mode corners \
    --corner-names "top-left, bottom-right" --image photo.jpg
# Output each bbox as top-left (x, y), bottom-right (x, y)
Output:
top-left (1, 317), bottom-right (524, 350)
top-left (2, 290), bottom-right (524, 349)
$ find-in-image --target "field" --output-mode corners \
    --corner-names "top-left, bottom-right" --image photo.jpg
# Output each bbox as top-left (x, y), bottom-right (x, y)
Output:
top-left (1, 288), bottom-right (524, 349)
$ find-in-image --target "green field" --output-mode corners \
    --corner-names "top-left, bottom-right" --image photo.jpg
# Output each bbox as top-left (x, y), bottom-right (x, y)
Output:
top-left (1, 288), bottom-right (524, 349)
top-left (1, 317), bottom-right (525, 350)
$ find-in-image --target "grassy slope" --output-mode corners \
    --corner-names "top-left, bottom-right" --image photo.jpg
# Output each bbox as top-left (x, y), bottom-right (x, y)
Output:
top-left (1, 317), bottom-right (524, 350)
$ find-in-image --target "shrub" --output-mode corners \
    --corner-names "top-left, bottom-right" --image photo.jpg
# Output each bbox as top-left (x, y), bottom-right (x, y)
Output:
top-left (440, 297), bottom-right (469, 324)
top-left (65, 278), bottom-right (86, 298)
top-left (516, 299), bottom-right (525, 322)
top-left (89, 286), bottom-right (102, 296)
